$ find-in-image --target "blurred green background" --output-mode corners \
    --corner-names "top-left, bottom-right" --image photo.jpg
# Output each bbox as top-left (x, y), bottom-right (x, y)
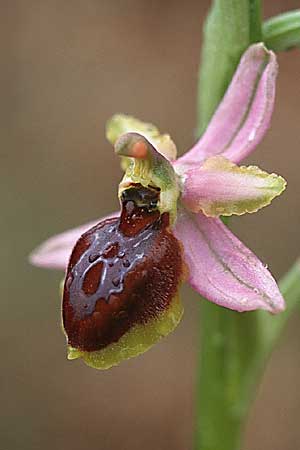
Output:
top-left (2, 1), bottom-right (300, 449)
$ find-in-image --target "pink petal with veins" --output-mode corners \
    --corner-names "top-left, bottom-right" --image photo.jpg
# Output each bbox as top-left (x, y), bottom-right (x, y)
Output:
top-left (174, 207), bottom-right (285, 313)
top-left (181, 156), bottom-right (286, 217)
top-left (175, 44), bottom-right (277, 171)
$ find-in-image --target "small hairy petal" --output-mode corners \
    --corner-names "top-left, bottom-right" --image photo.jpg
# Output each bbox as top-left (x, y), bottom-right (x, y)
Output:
top-left (181, 156), bottom-right (286, 217)
top-left (29, 214), bottom-right (118, 270)
top-left (175, 44), bottom-right (277, 171)
top-left (174, 208), bottom-right (285, 313)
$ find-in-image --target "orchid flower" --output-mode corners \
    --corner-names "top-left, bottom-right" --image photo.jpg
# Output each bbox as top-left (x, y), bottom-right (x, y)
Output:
top-left (30, 44), bottom-right (286, 369)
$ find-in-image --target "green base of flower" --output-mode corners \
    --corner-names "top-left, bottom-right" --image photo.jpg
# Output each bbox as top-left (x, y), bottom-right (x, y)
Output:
top-left (67, 295), bottom-right (184, 369)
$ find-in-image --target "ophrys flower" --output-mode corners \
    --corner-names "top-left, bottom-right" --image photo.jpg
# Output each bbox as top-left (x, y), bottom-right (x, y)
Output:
top-left (30, 44), bottom-right (286, 369)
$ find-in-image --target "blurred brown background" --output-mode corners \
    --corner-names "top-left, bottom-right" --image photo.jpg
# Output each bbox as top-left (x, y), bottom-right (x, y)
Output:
top-left (1, 1), bottom-right (300, 449)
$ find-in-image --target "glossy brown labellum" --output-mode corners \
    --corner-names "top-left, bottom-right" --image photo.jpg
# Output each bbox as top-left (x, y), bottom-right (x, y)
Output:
top-left (63, 185), bottom-right (183, 352)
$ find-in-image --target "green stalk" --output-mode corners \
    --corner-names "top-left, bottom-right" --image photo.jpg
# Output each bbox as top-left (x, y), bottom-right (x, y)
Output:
top-left (196, 262), bottom-right (300, 450)
top-left (195, 1), bottom-right (289, 449)
top-left (263, 10), bottom-right (300, 52)
top-left (196, 304), bottom-right (261, 450)
top-left (195, 2), bottom-right (300, 447)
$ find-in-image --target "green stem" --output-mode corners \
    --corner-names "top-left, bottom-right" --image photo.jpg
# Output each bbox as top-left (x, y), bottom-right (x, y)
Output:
top-left (196, 262), bottom-right (300, 450)
top-left (195, 2), bottom-right (300, 445)
top-left (263, 10), bottom-right (300, 52)
top-left (194, 1), bottom-right (295, 449)
top-left (196, 304), bottom-right (261, 450)
top-left (195, 2), bottom-right (300, 448)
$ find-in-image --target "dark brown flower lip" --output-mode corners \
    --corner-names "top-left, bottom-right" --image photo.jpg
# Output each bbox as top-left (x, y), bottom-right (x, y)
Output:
top-left (62, 184), bottom-right (184, 353)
